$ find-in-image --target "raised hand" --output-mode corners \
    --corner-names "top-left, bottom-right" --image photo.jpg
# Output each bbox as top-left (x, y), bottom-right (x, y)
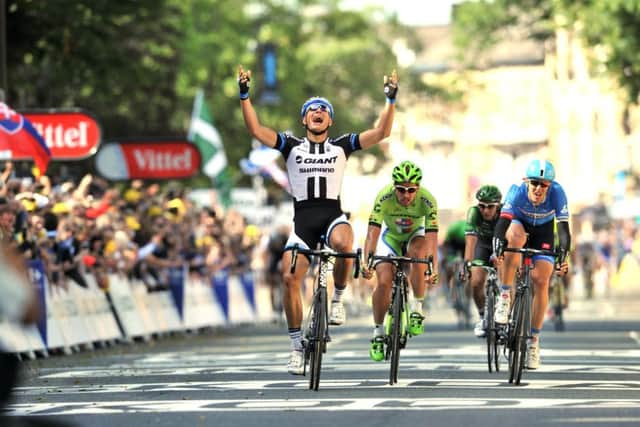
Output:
top-left (238, 65), bottom-right (252, 99)
top-left (383, 69), bottom-right (398, 100)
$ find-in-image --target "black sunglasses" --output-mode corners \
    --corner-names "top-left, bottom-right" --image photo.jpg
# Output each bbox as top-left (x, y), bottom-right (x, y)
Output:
top-left (529, 179), bottom-right (550, 189)
top-left (395, 185), bottom-right (418, 194)
top-left (478, 203), bottom-right (499, 209)
top-left (307, 103), bottom-right (329, 113)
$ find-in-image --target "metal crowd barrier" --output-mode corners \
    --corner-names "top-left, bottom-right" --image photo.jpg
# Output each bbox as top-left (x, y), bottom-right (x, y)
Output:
top-left (0, 260), bottom-right (275, 358)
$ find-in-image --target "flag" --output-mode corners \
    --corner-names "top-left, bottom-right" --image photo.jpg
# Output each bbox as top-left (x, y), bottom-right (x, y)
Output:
top-left (240, 143), bottom-right (290, 193)
top-left (188, 90), bottom-right (231, 207)
top-left (0, 102), bottom-right (51, 176)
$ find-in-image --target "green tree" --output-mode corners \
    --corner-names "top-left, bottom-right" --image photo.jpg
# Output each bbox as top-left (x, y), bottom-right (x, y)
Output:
top-left (452, 0), bottom-right (640, 103)
top-left (6, 0), bottom-right (410, 185)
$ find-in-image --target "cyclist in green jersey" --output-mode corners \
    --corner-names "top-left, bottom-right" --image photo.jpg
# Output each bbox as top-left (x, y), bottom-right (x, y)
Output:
top-left (442, 219), bottom-right (471, 328)
top-left (462, 185), bottom-right (502, 338)
top-left (442, 219), bottom-right (466, 276)
top-left (362, 161), bottom-right (439, 361)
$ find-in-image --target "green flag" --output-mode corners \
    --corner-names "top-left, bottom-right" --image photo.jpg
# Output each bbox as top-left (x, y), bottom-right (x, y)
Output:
top-left (188, 89), bottom-right (231, 207)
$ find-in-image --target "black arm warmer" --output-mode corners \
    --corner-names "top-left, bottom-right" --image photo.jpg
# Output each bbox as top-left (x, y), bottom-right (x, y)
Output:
top-left (557, 221), bottom-right (571, 252)
top-left (493, 216), bottom-right (512, 240)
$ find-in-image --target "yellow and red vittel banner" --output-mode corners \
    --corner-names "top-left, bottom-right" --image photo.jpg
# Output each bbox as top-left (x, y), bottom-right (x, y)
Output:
top-left (22, 110), bottom-right (102, 160)
top-left (95, 141), bottom-right (201, 180)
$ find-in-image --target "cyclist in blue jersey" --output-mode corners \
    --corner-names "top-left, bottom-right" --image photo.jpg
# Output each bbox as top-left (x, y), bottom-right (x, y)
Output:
top-left (492, 159), bottom-right (571, 370)
top-left (238, 65), bottom-right (398, 375)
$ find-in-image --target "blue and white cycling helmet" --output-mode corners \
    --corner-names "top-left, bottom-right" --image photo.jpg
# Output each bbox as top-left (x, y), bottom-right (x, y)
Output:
top-left (300, 97), bottom-right (334, 119)
top-left (525, 159), bottom-right (555, 181)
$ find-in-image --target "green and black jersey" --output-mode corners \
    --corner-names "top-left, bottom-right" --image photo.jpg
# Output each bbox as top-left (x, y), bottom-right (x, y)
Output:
top-left (465, 205), bottom-right (500, 242)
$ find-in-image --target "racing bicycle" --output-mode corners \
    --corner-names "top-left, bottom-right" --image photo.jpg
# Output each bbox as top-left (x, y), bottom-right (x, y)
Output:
top-left (504, 247), bottom-right (558, 385)
top-left (290, 244), bottom-right (361, 391)
top-left (473, 262), bottom-right (505, 373)
top-left (367, 253), bottom-right (433, 385)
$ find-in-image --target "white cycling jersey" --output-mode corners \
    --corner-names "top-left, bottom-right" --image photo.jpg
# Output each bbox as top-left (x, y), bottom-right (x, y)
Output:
top-left (276, 132), bottom-right (361, 208)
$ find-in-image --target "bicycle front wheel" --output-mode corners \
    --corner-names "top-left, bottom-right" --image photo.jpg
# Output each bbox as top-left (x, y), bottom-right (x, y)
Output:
top-left (508, 294), bottom-right (524, 384)
top-left (309, 288), bottom-right (327, 391)
top-left (486, 287), bottom-right (498, 373)
top-left (552, 280), bottom-right (565, 332)
top-left (508, 290), bottom-right (529, 385)
top-left (389, 285), bottom-right (403, 385)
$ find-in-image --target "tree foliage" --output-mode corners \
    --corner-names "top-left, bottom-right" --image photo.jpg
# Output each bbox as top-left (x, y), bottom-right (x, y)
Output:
top-left (452, 0), bottom-right (640, 103)
top-left (6, 0), bottom-right (406, 183)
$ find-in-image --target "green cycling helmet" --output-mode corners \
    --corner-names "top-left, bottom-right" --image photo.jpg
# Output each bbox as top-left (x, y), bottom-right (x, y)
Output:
top-left (392, 160), bottom-right (422, 184)
top-left (475, 185), bottom-right (502, 203)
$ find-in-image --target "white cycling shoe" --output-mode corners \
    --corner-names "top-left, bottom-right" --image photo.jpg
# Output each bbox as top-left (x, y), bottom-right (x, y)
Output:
top-left (287, 349), bottom-right (304, 375)
top-left (329, 301), bottom-right (346, 325)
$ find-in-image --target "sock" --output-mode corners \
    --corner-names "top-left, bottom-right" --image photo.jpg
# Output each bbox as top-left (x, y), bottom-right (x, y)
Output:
top-left (530, 328), bottom-right (540, 341)
top-left (500, 285), bottom-right (512, 299)
top-left (412, 296), bottom-right (424, 314)
top-left (332, 284), bottom-right (346, 302)
top-left (373, 325), bottom-right (384, 338)
top-left (288, 327), bottom-right (303, 351)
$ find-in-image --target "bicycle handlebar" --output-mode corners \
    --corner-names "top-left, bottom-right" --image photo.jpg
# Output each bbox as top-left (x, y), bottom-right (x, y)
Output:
top-left (367, 253), bottom-right (434, 277)
top-left (289, 245), bottom-right (362, 278)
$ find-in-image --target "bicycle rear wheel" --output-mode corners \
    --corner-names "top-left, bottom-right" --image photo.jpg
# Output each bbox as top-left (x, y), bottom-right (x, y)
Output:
top-left (389, 285), bottom-right (403, 385)
top-left (309, 288), bottom-right (326, 391)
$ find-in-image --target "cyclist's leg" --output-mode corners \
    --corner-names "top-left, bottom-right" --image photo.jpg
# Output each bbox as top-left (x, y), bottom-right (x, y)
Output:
top-left (281, 249), bottom-right (310, 342)
top-left (406, 230), bottom-right (427, 310)
top-left (526, 220), bottom-right (555, 369)
top-left (470, 241), bottom-right (492, 320)
top-left (371, 231), bottom-right (401, 325)
top-left (370, 233), bottom-right (398, 361)
top-left (326, 215), bottom-right (354, 289)
top-left (495, 221), bottom-right (526, 323)
top-left (501, 221), bottom-right (526, 289)
top-left (470, 266), bottom-right (487, 315)
top-left (406, 233), bottom-right (429, 335)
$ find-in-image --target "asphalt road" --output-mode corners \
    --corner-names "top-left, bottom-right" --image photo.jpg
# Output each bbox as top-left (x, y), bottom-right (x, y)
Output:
top-left (3, 288), bottom-right (640, 427)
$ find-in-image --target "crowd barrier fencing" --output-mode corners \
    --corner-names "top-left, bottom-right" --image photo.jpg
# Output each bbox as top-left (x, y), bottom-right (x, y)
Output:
top-left (0, 260), bottom-right (275, 359)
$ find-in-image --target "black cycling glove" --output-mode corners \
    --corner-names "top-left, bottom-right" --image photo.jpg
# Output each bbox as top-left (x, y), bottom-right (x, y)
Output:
top-left (384, 79), bottom-right (398, 101)
top-left (239, 74), bottom-right (250, 100)
top-left (492, 237), bottom-right (506, 258)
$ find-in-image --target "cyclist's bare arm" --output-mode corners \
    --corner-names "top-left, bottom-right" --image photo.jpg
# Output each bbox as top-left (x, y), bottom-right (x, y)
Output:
top-left (425, 231), bottom-right (439, 285)
top-left (359, 70), bottom-right (397, 149)
top-left (238, 66), bottom-right (278, 148)
top-left (464, 233), bottom-right (477, 263)
top-left (363, 223), bottom-right (382, 279)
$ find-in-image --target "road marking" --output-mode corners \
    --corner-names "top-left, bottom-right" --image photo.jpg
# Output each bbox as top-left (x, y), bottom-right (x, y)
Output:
top-left (546, 418), bottom-right (640, 424)
top-left (132, 347), bottom-right (640, 365)
top-left (36, 362), bottom-right (640, 379)
top-left (7, 398), bottom-right (640, 416)
top-left (629, 331), bottom-right (640, 345)
top-left (14, 378), bottom-right (640, 395)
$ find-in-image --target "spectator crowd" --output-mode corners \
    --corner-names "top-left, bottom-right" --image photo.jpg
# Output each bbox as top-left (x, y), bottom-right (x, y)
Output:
top-left (0, 161), bottom-right (263, 297)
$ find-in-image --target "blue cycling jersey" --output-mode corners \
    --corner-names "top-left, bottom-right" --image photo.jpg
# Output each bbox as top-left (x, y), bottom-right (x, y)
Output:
top-left (501, 182), bottom-right (569, 226)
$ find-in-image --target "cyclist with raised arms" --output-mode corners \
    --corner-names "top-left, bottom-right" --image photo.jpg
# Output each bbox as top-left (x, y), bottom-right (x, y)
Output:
top-left (238, 65), bottom-right (398, 375)
top-left (492, 159), bottom-right (571, 369)
top-left (362, 161), bottom-right (439, 361)
top-left (462, 185), bottom-right (502, 338)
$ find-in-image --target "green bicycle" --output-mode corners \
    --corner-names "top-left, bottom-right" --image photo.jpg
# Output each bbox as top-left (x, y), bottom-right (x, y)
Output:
top-left (368, 253), bottom-right (433, 385)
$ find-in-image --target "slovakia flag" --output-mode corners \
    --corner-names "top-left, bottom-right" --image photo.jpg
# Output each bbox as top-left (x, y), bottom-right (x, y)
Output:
top-left (0, 102), bottom-right (51, 175)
